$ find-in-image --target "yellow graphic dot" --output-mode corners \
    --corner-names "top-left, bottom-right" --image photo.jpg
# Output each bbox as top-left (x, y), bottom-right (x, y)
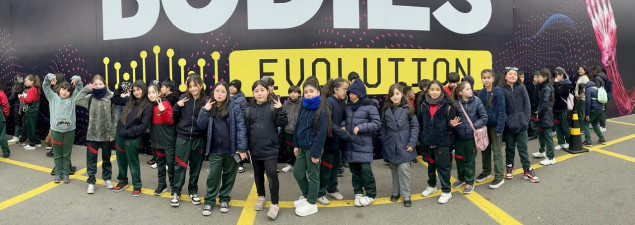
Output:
top-left (211, 51), bottom-right (220, 60)
top-left (103, 57), bottom-right (110, 64)
top-left (114, 62), bottom-right (121, 70)
top-left (167, 49), bottom-right (174, 57)
top-left (140, 51), bottom-right (148, 58)
top-left (123, 72), bottom-right (130, 81)
top-left (153, 45), bottom-right (161, 54)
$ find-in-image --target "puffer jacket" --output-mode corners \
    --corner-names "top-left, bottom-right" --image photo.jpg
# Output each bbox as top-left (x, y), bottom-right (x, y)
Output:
top-left (453, 96), bottom-right (487, 140)
top-left (585, 81), bottom-right (605, 115)
top-left (344, 99), bottom-right (381, 163)
top-left (380, 104), bottom-right (419, 164)
top-left (197, 99), bottom-right (248, 156)
top-left (536, 82), bottom-right (554, 128)
top-left (231, 91), bottom-right (248, 112)
top-left (502, 83), bottom-right (531, 134)
top-left (75, 85), bottom-right (118, 142)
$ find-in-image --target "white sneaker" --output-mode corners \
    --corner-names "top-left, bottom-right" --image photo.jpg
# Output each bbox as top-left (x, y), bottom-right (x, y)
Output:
top-left (170, 194), bottom-right (180, 207)
top-left (281, 164), bottom-right (293, 173)
top-left (45, 146), bottom-right (52, 150)
top-left (189, 194), bottom-right (201, 205)
top-left (421, 186), bottom-right (438, 197)
top-left (23, 145), bottom-right (36, 150)
top-left (554, 145), bottom-right (562, 150)
top-left (326, 192), bottom-right (344, 200)
top-left (267, 204), bottom-right (280, 219)
top-left (438, 192), bottom-right (452, 204)
top-left (295, 203), bottom-right (318, 217)
top-left (87, 184), bottom-right (95, 194)
top-left (354, 194), bottom-right (363, 207)
top-left (150, 163), bottom-right (157, 169)
top-left (255, 196), bottom-right (265, 211)
top-left (563, 143), bottom-right (569, 149)
top-left (532, 151), bottom-right (546, 158)
top-left (8, 137), bottom-right (19, 143)
top-left (601, 127), bottom-right (607, 133)
top-left (540, 158), bottom-right (556, 166)
top-left (105, 180), bottom-right (114, 189)
top-left (35, 144), bottom-right (42, 148)
top-left (359, 196), bottom-right (374, 206)
top-left (317, 196), bottom-right (330, 205)
top-left (294, 196), bottom-right (307, 208)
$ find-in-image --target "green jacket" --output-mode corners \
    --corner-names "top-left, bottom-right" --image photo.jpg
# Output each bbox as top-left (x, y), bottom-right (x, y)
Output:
top-left (43, 73), bottom-right (83, 132)
top-left (75, 85), bottom-right (118, 142)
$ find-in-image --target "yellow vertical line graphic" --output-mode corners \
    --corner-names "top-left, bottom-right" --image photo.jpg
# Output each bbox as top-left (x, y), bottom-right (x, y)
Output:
top-left (153, 45), bottom-right (161, 81)
top-left (211, 51), bottom-right (220, 85)
top-left (197, 58), bottom-right (206, 89)
top-left (0, 182), bottom-right (60, 211)
top-left (130, 60), bottom-right (138, 82)
top-left (166, 49), bottom-right (174, 81)
top-left (103, 57), bottom-right (110, 89)
top-left (114, 62), bottom-right (121, 89)
top-left (178, 58), bottom-right (187, 92)
top-left (140, 50), bottom-right (148, 83)
top-left (236, 184), bottom-right (258, 225)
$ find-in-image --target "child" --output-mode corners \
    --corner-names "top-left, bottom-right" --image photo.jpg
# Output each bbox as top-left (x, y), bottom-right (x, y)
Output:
top-left (43, 73), bottom-right (83, 183)
top-left (171, 74), bottom-right (207, 206)
top-left (113, 80), bottom-right (153, 196)
top-left (245, 80), bottom-right (287, 219)
top-left (451, 81), bottom-right (487, 194)
top-left (527, 71), bottom-right (540, 140)
top-left (583, 81), bottom-right (606, 146)
top-left (403, 86), bottom-right (415, 106)
top-left (591, 65), bottom-right (608, 132)
top-left (147, 83), bottom-right (176, 196)
top-left (197, 81), bottom-right (247, 216)
top-left (414, 79), bottom-right (431, 114)
top-left (75, 75), bottom-right (118, 193)
top-left (476, 69), bottom-right (506, 188)
top-left (229, 79), bottom-right (247, 112)
top-left (292, 79), bottom-right (330, 217)
top-left (532, 69), bottom-right (556, 166)
top-left (8, 75), bottom-right (24, 144)
top-left (281, 86), bottom-right (302, 173)
top-left (575, 66), bottom-right (591, 137)
top-left (0, 83), bottom-right (10, 158)
top-left (261, 76), bottom-right (278, 100)
top-left (18, 75), bottom-right (41, 150)
top-left (344, 78), bottom-right (380, 207)
top-left (316, 78), bottom-right (349, 205)
top-left (443, 72), bottom-right (460, 95)
top-left (161, 79), bottom-right (179, 106)
top-left (500, 68), bottom-right (539, 183)
top-left (44, 73), bottom-right (67, 157)
top-left (347, 72), bottom-right (360, 84)
top-left (380, 84), bottom-right (419, 207)
top-left (419, 80), bottom-right (455, 203)
top-left (552, 68), bottom-right (572, 150)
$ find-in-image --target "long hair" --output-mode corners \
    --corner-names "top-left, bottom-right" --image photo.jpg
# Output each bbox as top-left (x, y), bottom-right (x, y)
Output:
top-left (303, 80), bottom-right (332, 137)
top-left (12, 74), bottom-right (24, 93)
top-left (382, 83), bottom-right (414, 117)
top-left (578, 65), bottom-right (590, 76)
top-left (120, 80), bottom-right (150, 126)
top-left (481, 69), bottom-right (495, 108)
top-left (554, 67), bottom-right (569, 80)
top-left (498, 68), bottom-right (522, 87)
top-left (185, 74), bottom-right (206, 105)
top-left (92, 74), bottom-right (106, 89)
top-left (25, 75), bottom-right (41, 95)
top-left (452, 81), bottom-right (471, 101)
top-left (147, 83), bottom-right (161, 102)
top-left (211, 81), bottom-right (230, 119)
top-left (322, 78), bottom-right (347, 97)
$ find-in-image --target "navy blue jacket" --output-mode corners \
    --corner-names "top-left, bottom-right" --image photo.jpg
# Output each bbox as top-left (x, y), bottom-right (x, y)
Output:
top-left (231, 91), bottom-right (248, 112)
top-left (344, 99), bottom-right (381, 163)
top-left (477, 87), bottom-right (506, 134)
top-left (245, 100), bottom-right (288, 161)
top-left (197, 99), bottom-right (247, 156)
top-left (553, 79), bottom-right (572, 112)
top-left (453, 96), bottom-right (488, 140)
top-left (173, 95), bottom-right (205, 140)
top-left (293, 107), bottom-right (328, 158)
top-left (380, 105), bottom-right (419, 164)
top-left (502, 83), bottom-right (531, 134)
top-left (324, 95), bottom-right (350, 154)
top-left (116, 102), bottom-right (152, 139)
top-left (418, 96), bottom-right (455, 147)
top-left (585, 81), bottom-right (605, 114)
top-left (536, 82), bottom-right (554, 128)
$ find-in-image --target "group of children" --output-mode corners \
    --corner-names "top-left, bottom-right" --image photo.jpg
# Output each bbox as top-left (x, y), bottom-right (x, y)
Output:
top-left (0, 64), bottom-right (611, 219)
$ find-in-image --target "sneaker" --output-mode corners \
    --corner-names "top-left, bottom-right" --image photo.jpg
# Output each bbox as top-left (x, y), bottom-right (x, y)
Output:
top-left (540, 158), bottom-right (556, 166)
top-left (238, 166), bottom-right (245, 173)
top-left (146, 159), bottom-right (155, 165)
top-left (113, 183), bottom-right (128, 192)
top-left (505, 164), bottom-right (514, 180)
top-left (583, 140), bottom-right (593, 147)
top-left (554, 145), bottom-right (562, 150)
top-left (189, 194), bottom-right (201, 205)
top-left (170, 194), bottom-right (180, 207)
top-left (219, 202), bottom-right (229, 213)
top-left (421, 186), bottom-right (438, 197)
top-left (150, 163), bottom-right (157, 169)
top-left (438, 192), bottom-right (452, 204)
top-left (295, 203), bottom-right (317, 217)
top-left (268, 204), bottom-right (281, 219)
top-left (202, 205), bottom-right (213, 216)
top-left (359, 196), bottom-right (374, 206)
top-left (132, 188), bottom-right (142, 197)
top-left (45, 146), bottom-right (52, 150)
top-left (50, 168), bottom-right (56, 176)
top-left (326, 192), bottom-right (344, 200)
top-left (532, 151), bottom-right (546, 158)
top-left (598, 138), bottom-right (606, 145)
top-left (154, 185), bottom-right (167, 196)
top-left (70, 166), bottom-right (76, 175)
top-left (281, 164), bottom-right (293, 173)
top-left (463, 184), bottom-right (474, 194)
top-left (475, 174), bottom-right (492, 183)
top-left (63, 175), bottom-right (70, 184)
top-left (337, 167), bottom-right (344, 177)
top-left (523, 168), bottom-right (540, 183)
top-left (87, 184), bottom-right (95, 194)
top-left (45, 150), bottom-right (54, 158)
top-left (255, 196), bottom-right (265, 211)
top-left (105, 180), bottom-right (114, 189)
top-left (2, 154), bottom-right (9, 158)
top-left (8, 136), bottom-right (19, 143)
top-left (354, 194), bottom-right (363, 207)
top-left (35, 144), bottom-right (42, 148)
top-left (390, 195), bottom-right (399, 202)
top-left (317, 196), bottom-right (330, 205)
top-left (54, 175), bottom-right (61, 183)
top-left (19, 141), bottom-right (26, 146)
top-left (23, 145), bottom-right (36, 150)
top-left (488, 178), bottom-right (505, 189)
top-left (403, 198), bottom-right (412, 207)
top-left (600, 127), bottom-right (607, 133)
top-left (452, 180), bottom-right (465, 189)
top-left (563, 143), bottom-right (570, 149)
top-left (294, 196), bottom-right (308, 208)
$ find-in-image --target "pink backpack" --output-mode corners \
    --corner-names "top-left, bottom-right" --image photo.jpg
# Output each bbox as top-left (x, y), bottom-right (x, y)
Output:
top-left (459, 103), bottom-right (489, 151)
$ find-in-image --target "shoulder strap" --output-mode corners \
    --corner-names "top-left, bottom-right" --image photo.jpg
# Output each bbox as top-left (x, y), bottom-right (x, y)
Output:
top-left (458, 102), bottom-right (476, 132)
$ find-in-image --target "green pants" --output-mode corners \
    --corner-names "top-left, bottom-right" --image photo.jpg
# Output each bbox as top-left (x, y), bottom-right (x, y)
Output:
top-left (24, 115), bottom-right (38, 146)
top-left (115, 135), bottom-right (142, 188)
top-left (0, 118), bottom-right (10, 157)
top-left (349, 163), bottom-right (376, 198)
top-left (455, 139), bottom-right (477, 185)
top-left (538, 126), bottom-right (555, 159)
top-left (529, 119), bottom-right (538, 137)
top-left (584, 110), bottom-right (605, 142)
top-left (318, 151), bottom-right (340, 198)
top-left (481, 127), bottom-right (504, 179)
top-left (52, 130), bottom-right (75, 176)
top-left (86, 141), bottom-right (113, 184)
top-left (204, 153), bottom-right (238, 206)
top-left (156, 147), bottom-right (175, 190)
top-left (294, 148), bottom-right (321, 204)
top-left (173, 138), bottom-right (204, 196)
top-left (505, 130), bottom-right (531, 171)
top-left (424, 145), bottom-right (452, 193)
top-left (553, 111), bottom-right (570, 145)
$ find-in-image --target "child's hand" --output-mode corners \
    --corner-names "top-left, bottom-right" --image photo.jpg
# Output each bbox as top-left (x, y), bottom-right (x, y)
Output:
top-left (353, 126), bottom-right (360, 135)
top-left (406, 146), bottom-right (414, 152)
top-left (203, 98), bottom-right (214, 111)
top-left (177, 97), bottom-right (189, 107)
top-left (311, 157), bottom-right (320, 164)
top-left (71, 78), bottom-right (78, 86)
top-left (50, 78), bottom-right (57, 86)
top-left (109, 138), bottom-right (115, 142)
top-left (294, 147), bottom-right (299, 157)
top-left (272, 96), bottom-right (282, 109)
top-left (157, 99), bottom-right (165, 112)
top-left (85, 83), bottom-right (93, 90)
top-left (450, 116), bottom-right (462, 127)
top-left (586, 115), bottom-right (590, 121)
top-left (238, 152), bottom-right (248, 160)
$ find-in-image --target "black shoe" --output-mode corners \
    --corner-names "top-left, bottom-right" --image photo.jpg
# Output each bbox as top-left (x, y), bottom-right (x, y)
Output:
top-left (403, 199), bottom-right (412, 207)
top-left (583, 140), bottom-right (593, 147)
top-left (154, 185), bottom-right (167, 196)
top-left (529, 135), bottom-right (537, 141)
top-left (50, 167), bottom-right (56, 176)
top-left (2, 154), bottom-right (9, 158)
top-left (337, 167), bottom-right (344, 177)
top-left (70, 166), bottom-right (77, 175)
top-left (390, 195), bottom-right (399, 202)
top-left (598, 138), bottom-right (606, 145)
top-left (45, 150), bottom-right (54, 158)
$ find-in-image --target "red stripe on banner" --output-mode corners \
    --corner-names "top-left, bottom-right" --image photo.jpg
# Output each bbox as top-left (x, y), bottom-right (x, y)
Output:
top-left (88, 144), bottom-right (98, 154)
top-left (321, 161), bottom-right (332, 168)
top-left (51, 138), bottom-right (62, 146)
top-left (553, 119), bottom-right (561, 124)
top-left (455, 154), bottom-right (464, 160)
top-left (424, 152), bottom-right (436, 164)
top-left (175, 156), bottom-right (188, 168)
top-left (115, 145), bottom-right (125, 152)
top-left (156, 151), bottom-right (166, 157)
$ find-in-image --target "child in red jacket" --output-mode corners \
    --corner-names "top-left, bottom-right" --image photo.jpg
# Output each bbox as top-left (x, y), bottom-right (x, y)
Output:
top-left (1, 83), bottom-right (11, 158)
top-left (19, 75), bottom-right (41, 150)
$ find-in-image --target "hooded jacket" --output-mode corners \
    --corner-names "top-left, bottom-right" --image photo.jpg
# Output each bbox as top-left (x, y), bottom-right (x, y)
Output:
top-left (477, 87), bottom-right (506, 134)
top-left (344, 79), bottom-right (381, 163)
top-left (585, 81), bottom-right (605, 115)
top-left (536, 81), bottom-right (554, 128)
top-left (502, 83), bottom-right (531, 133)
top-left (197, 99), bottom-right (248, 156)
top-left (553, 79), bottom-right (572, 112)
top-left (75, 85), bottom-right (118, 142)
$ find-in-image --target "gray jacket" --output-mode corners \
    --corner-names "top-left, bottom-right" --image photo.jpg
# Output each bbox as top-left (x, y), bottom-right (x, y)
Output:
top-left (75, 86), bottom-right (118, 142)
top-left (282, 98), bottom-right (302, 134)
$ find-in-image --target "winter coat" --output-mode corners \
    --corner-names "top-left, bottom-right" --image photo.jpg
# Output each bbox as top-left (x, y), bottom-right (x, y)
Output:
top-left (173, 95), bottom-right (205, 140)
top-left (477, 87), bottom-right (506, 134)
top-left (324, 95), bottom-right (350, 154)
top-left (231, 91), bottom-right (248, 112)
top-left (245, 100), bottom-right (288, 161)
top-left (43, 74), bottom-right (83, 132)
top-left (75, 85), bottom-right (118, 142)
top-left (536, 82), bottom-right (554, 128)
top-left (282, 98), bottom-right (302, 134)
top-left (502, 83), bottom-right (531, 134)
top-left (380, 105), bottom-right (419, 164)
top-left (344, 99), bottom-right (381, 163)
top-left (293, 107), bottom-right (328, 158)
top-left (116, 101), bottom-right (152, 139)
top-left (197, 99), bottom-right (248, 156)
top-left (553, 79), bottom-right (572, 113)
top-left (585, 81), bottom-right (605, 114)
top-left (453, 96), bottom-right (487, 140)
top-left (150, 100), bottom-right (175, 149)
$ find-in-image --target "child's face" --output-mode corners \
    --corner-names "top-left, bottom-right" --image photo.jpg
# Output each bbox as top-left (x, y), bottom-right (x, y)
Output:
top-left (578, 67), bottom-right (585, 75)
top-left (349, 92), bottom-right (359, 102)
top-left (160, 85), bottom-right (170, 96)
top-left (335, 82), bottom-right (349, 100)
top-left (214, 85), bottom-right (228, 103)
top-left (448, 82), bottom-right (458, 90)
top-left (188, 82), bottom-right (201, 98)
top-left (229, 86), bottom-right (237, 95)
top-left (303, 86), bottom-right (319, 99)
top-left (289, 91), bottom-right (300, 101)
top-left (555, 74), bottom-right (563, 82)
top-left (519, 74), bottom-right (525, 83)
top-left (482, 72), bottom-right (494, 88)
top-left (428, 84), bottom-right (442, 99)
top-left (59, 88), bottom-right (70, 99)
top-left (148, 86), bottom-right (160, 102)
top-left (253, 85), bottom-right (268, 103)
top-left (133, 86), bottom-right (143, 99)
top-left (390, 89), bottom-right (403, 105)
top-left (533, 75), bottom-right (539, 83)
top-left (24, 78), bottom-right (33, 87)
top-left (538, 75), bottom-right (547, 83)
top-left (407, 90), bottom-right (415, 100)
top-left (459, 83), bottom-right (473, 99)
top-left (505, 70), bottom-right (518, 84)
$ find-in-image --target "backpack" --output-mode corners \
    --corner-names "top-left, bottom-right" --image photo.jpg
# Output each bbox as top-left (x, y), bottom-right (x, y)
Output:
top-left (597, 86), bottom-right (608, 104)
top-left (458, 102), bottom-right (488, 151)
top-left (562, 93), bottom-right (575, 111)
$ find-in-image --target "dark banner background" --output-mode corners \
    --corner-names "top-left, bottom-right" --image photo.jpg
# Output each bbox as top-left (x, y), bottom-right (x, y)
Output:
top-left (0, 0), bottom-right (633, 145)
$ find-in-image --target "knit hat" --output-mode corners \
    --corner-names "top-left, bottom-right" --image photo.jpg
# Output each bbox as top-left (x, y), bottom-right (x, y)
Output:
top-left (230, 79), bottom-right (242, 92)
top-left (347, 78), bottom-right (367, 99)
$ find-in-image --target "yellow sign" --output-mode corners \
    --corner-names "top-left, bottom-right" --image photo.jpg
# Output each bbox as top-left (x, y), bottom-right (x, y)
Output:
top-left (229, 49), bottom-right (491, 97)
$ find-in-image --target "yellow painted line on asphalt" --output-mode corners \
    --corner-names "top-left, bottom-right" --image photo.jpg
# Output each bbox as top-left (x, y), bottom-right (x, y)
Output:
top-left (236, 184), bottom-right (259, 225)
top-left (0, 157), bottom-right (51, 173)
top-left (593, 149), bottom-right (635, 163)
top-left (607, 119), bottom-right (635, 127)
top-left (0, 181), bottom-right (60, 211)
top-left (587, 133), bottom-right (635, 151)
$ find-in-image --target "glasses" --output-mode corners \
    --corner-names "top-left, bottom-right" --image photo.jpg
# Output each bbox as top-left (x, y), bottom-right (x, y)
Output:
top-left (335, 88), bottom-right (347, 92)
top-left (505, 66), bottom-right (519, 71)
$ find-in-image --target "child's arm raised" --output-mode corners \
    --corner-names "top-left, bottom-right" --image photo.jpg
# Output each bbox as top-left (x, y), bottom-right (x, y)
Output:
top-left (70, 75), bottom-right (83, 99)
top-left (42, 73), bottom-right (58, 101)
top-left (74, 84), bottom-right (92, 109)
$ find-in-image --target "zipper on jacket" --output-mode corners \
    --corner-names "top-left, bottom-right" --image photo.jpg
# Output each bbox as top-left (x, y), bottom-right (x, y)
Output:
top-left (190, 99), bottom-right (194, 140)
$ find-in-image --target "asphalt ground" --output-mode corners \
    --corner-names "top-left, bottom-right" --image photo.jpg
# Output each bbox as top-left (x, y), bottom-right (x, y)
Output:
top-left (1, 114), bottom-right (634, 225)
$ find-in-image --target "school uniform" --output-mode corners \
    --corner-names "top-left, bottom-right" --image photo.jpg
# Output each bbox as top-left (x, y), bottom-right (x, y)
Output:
top-left (502, 83), bottom-right (532, 171)
top-left (536, 82), bottom-right (555, 160)
top-left (172, 96), bottom-right (206, 197)
top-left (150, 99), bottom-right (176, 192)
top-left (477, 87), bottom-right (506, 180)
top-left (380, 104), bottom-right (419, 198)
top-left (0, 91), bottom-right (10, 157)
top-left (553, 79), bottom-right (572, 146)
top-left (453, 96), bottom-right (487, 185)
top-left (584, 81), bottom-right (605, 142)
top-left (115, 100), bottom-right (152, 189)
top-left (418, 94), bottom-right (455, 193)
top-left (282, 98), bottom-right (302, 166)
top-left (19, 86), bottom-right (40, 146)
top-left (318, 95), bottom-right (349, 198)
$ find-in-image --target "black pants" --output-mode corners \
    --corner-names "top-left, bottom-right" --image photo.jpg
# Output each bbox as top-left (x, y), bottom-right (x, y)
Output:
top-left (424, 145), bottom-right (452, 193)
top-left (252, 159), bottom-right (279, 205)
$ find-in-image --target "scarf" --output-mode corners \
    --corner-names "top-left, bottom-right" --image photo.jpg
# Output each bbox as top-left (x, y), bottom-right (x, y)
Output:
top-left (348, 98), bottom-right (363, 111)
top-left (425, 92), bottom-right (443, 105)
top-left (92, 88), bottom-right (107, 99)
top-left (302, 96), bottom-right (320, 110)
